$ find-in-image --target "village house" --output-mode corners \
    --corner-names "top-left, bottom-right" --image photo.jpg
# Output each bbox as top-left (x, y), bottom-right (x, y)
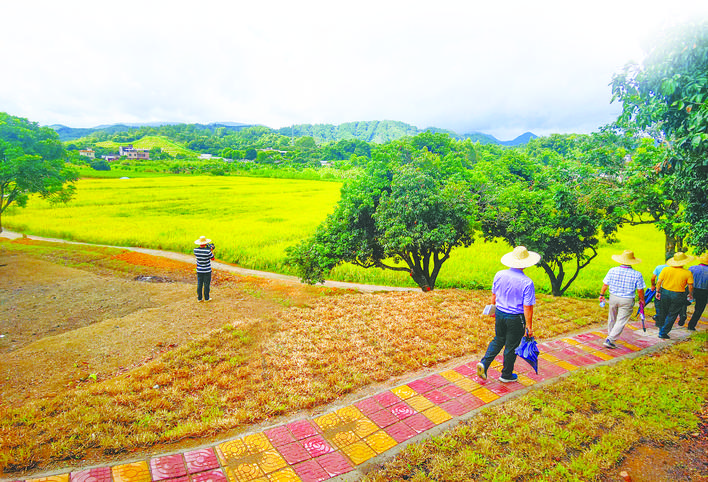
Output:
top-left (119, 144), bottom-right (150, 160)
top-left (78, 149), bottom-right (95, 159)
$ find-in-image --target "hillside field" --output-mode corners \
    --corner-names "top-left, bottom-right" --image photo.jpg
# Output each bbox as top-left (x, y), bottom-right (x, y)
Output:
top-left (2, 174), bottom-right (669, 297)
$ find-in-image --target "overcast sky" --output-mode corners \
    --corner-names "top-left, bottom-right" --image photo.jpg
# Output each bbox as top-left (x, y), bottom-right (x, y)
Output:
top-left (2, 1), bottom-right (707, 140)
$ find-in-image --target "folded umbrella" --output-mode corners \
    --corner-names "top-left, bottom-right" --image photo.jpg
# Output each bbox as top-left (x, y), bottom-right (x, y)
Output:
top-left (638, 303), bottom-right (646, 332)
top-left (636, 288), bottom-right (655, 319)
top-left (515, 336), bottom-right (539, 374)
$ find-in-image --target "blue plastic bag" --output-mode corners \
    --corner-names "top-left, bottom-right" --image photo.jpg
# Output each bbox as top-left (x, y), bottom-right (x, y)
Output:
top-left (515, 336), bottom-right (539, 374)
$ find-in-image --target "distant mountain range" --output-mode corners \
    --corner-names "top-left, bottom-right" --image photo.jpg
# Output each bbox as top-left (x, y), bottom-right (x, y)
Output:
top-left (48, 120), bottom-right (537, 146)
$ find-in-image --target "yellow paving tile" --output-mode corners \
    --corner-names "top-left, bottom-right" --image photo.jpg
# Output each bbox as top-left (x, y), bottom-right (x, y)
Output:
top-left (591, 350), bottom-right (615, 361)
top-left (258, 449), bottom-right (288, 474)
top-left (490, 360), bottom-right (502, 368)
top-left (365, 431), bottom-right (398, 454)
top-left (353, 418), bottom-right (379, 438)
top-left (556, 360), bottom-right (578, 371)
top-left (391, 385), bottom-right (417, 400)
top-left (455, 378), bottom-right (481, 392)
top-left (562, 338), bottom-right (580, 345)
top-left (268, 467), bottom-right (302, 481)
top-left (591, 331), bottom-right (606, 338)
top-left (244, 432), bottom-right (273, 454)
top-left (539, 353), bottom-right (561, 362)
top-left (342, 440), bottom-right (377, 465)
top-left (314, 411), bottom-right (342, 431)
top-left (406, 394), bottom-right (434, 412)
top-left (471, 387), bottom-right (499, 403)
top-left (336, 405), bottom-right (364, 422)
top-left (27, 475), bottom-right (69, 482)
top-left (422, 406), bottom-right (452, 425)
top-left (517, 374), bottom-right (536, 386)
top-left (616, 340), bottom-right (640, 351)
top-left (627, 324), bottom-right (639, 330)
top-left (578, 344), bottom-right (596, 353)
top-left (231, 460), bottom-right (265, 481)
top-left (111, 462), bottom-right (151, 482)
top-left (218, 439), bottom-right (249, 464)
top-left (331, 429), bottom-right (360, 448)
top-left (440, 369), bottom-right (464, 382)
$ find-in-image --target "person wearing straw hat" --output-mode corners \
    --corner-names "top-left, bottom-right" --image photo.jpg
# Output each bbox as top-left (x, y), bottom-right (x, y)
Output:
top-left (687, 252), bottom-right (708, 331)
top-left (194, 235), bottom-right (215, 302)
top-left (656, 252), bottom-right (695, 339)
top-left (598, 250), bottom-right (646, 349)
top-left (476, 246), bottom-right (540, 383)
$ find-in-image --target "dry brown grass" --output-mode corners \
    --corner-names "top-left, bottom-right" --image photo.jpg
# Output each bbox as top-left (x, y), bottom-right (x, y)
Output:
top-left (0, 238), bottom-right (606, 477)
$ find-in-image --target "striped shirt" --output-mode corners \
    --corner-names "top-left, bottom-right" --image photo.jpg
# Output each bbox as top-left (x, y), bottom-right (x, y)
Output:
top-left (603, 265), bottom-right (645, 298)
top-left (194, 246), bottom-right (214, 273)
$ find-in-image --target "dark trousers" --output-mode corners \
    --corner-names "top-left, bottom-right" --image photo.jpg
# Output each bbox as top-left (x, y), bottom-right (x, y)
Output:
top-left (197, 271), bottom-right (212, 300)
top-left (688, 287), bottom-right (707, 329)
top-left (659, 288), bottom-right (685, 337)
top-left (480, 310), bottom-right (526, 378)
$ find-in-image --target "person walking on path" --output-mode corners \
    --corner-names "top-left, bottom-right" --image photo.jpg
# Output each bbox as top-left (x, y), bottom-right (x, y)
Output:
top-left (194, 235), bottom-right (215, 302)
top-left (656, 252), bottom-right (694, 339)
top-left (687, 252), bottom-right (708, 331)
top-left (598, 250), bottom-right (646, 349)
top-left (477, 246), bottom-right (540, 383)
top-left (650, 254), bottom-right (671, 324)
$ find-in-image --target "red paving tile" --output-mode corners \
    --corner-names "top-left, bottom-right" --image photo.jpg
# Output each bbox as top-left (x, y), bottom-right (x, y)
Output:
top-left (423, 389), bottom-right (451, 405)
top-left (385, 421), bottom-right (418, 443)
top-left (458, 392), bottom-right (485, 410)
top-left (439, 399), bottom-right (471, 417)
top-left (354, 397), bottom-right (384, 415)
top-left (293, 459), bottom-right (330, 482)
top-left (390, 401), bottom-right (417, 420)
top-left (422, 374), bottom-right (449, 388)
top-left (184, 449), bottom-right (220, 474)
top-left (150, 454), bottom-right (187, 480)
top-left (368, 408), bottom-right (399, 428)
top-left (191, 470), bottom-right (227, 482)
top-left (404, 412), bottom-right (436, 433)
top-left (316, 452), bottom-right (354, 477)
top-left (302, 435), bottom-right (335, 458)
top-left (278, 441), bottom-right (312, 465)
top-left (374, 390), bottom-right (401, 407)
top-left (407, 379), bottom-right (434, 393)
top-left (440, 384), bottom-right (467, 398)
top-left (288, 420), bottom-right (320, 440)
top-left (71, 467), bottom-right (112, 482)
top-left (454, 364), bottom-right (475, 376)
top-left (265, 425), bottom-right (296, 447)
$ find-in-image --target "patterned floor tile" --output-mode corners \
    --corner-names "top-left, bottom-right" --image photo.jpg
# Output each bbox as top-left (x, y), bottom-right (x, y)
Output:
top-left (454, 378), bottom-right (481, 392)
top-left (314, 412), bottom-right (342, 432)
top-left (330, 429), bottom-right (359, 449)
top-left (556, 360), bottom-right (579, 371)
top-left (267, 467), bottom-right (302, 482)
top-left (184, 448), bottom-right (220, 474)
top-left (354, 397), bottom-right (383, 415)
top-left (316, 451), bottom-right (354, 477)
top-left (517, 374), bottom-right (536, 386)
top-left (457, 392), bottom-right (485, 410)
top-left (28, 477), bottom-right (69, 482)
top-left (258, 449), bottom-right (289, 474)
top-left (406, 394), bottom-right (435, 412)
top-left (423, 390), bottom-right (451, 405)
top-left (407, 379), bottom-right (434, 394)
top-left (422, 406), bottom-right (452, 425)
top-left (217, 439), bottom-right (249, 464)
top-left (229, 460), bottom-right (264, 481)
top-left (440, 384), bottom-right (467, 398)
top-left (368, 408), bottom-right (398, 428)
top-left (288, 420), bottom-right (320, 441)
top-left (384, 421), bottom-right (418, 443)
top-left (302, 435), bottom-right (335, 458)
top-left (292, 459), bottom-right (329, 482)
top-left (352, 418), bottom-right (379, 438)
top-left (265, 426), bottom-right (296, 447)
top-left (539, 352), bottom-right (561, 362)
top-left (439, 399), bottom-right (471, 416)
top-left (471, 387), bottom-right (499, 403)
top-left (440, 369), bottom-right (464, 382)
top-left (391, 385), bottom-right (417, 400)
top-left (390, 401), bottom-right (417, 420)
top-left (245, 432), bottom-right (274, 454)
top-left (590, 350), bottom-right (615, 360)
top-left (486, 383), bottom-right (514, 396)
top-left (374, 390), bottom-right (401, 407)
top-left (112, 462), bottom-right (151, 482)
top-left (403, 412), bottom-right (436, 433)
top-left (562, 338), bottom-right (580, 345)
top-left (277, 441), bottom-right (311, 465)
top-left (150, 454), bottom-right (187, 480)
top-left (453, 364), bottom-right (475, 377)
top-left (422, 374), bottom-right (449, 388)
top-left (365, 431), bottom-right (398, 454)
top-left (71, 467), bottom-right (111, 482)
top-left (336, 405), bottom-right (364, 422)
top-left (341, 441), bottom-right (376, 465)
top-left (191, 469), bottom-right (228, 482)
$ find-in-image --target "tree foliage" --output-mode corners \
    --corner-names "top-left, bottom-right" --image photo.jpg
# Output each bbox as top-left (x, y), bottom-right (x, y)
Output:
top-left (287, 139), bottom-right (478, 291)
top-left (611, 21), bottom-right (708, 250)
top-left (0, 113), bottom-right (77, 232)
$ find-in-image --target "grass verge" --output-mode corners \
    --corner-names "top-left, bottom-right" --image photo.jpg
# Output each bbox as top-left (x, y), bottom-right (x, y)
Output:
top-left (363, 333), bottom-right (708, 482)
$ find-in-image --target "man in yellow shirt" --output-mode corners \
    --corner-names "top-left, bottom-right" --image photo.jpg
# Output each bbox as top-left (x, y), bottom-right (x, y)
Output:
top-left (656, 252), bottom-right (694, 339)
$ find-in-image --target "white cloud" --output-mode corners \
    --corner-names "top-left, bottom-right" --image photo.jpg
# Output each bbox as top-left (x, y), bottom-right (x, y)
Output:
top-left (1, 0), bottom-right (707, 139)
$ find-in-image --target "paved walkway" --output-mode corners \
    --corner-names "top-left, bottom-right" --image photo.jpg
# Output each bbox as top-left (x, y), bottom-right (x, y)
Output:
top-left (4, 317), bottom-right (704, 482)
top-left (2, 231), bottom-right (706, 482)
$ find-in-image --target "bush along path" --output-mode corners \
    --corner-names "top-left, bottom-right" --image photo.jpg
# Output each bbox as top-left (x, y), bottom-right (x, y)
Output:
top-left (4, 317), bottom-right (705, 482)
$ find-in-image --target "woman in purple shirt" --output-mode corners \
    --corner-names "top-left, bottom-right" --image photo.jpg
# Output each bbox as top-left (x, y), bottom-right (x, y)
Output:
top-left (477, 246), bottom-right (540, 383)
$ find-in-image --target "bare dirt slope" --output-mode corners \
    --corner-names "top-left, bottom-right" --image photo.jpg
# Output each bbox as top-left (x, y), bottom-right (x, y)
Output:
top-left (0, 250), bottom-right (284, 405)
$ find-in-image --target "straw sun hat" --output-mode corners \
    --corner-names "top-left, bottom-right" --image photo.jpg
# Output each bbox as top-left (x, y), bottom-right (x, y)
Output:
top-left (611, 250), bottom-right (641, 265)
top-left (666, 251), bottom-right (694, 267)
top-left (194, 235), bottom-right (212, 245)
top-left (697, 252), bottom-right (708, 264)
top-left (500, 246), bottom-right (541, 268)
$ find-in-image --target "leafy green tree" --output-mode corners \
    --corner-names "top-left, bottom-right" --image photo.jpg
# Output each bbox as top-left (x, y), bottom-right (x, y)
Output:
top-left (611, 21), bottom-right (708, 250)
top-left (244, 148), bottom-right (257, 160)
top-left (287, 149), bottom-right (477, 291)
top-left (477, 154), bottom-right (621, 296)
top-left (0, 113), bottom-right (78, 232)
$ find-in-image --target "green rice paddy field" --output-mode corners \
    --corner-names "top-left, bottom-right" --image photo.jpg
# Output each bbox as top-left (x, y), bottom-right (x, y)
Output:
top-left (3, 174), bottom-right (669, 297)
